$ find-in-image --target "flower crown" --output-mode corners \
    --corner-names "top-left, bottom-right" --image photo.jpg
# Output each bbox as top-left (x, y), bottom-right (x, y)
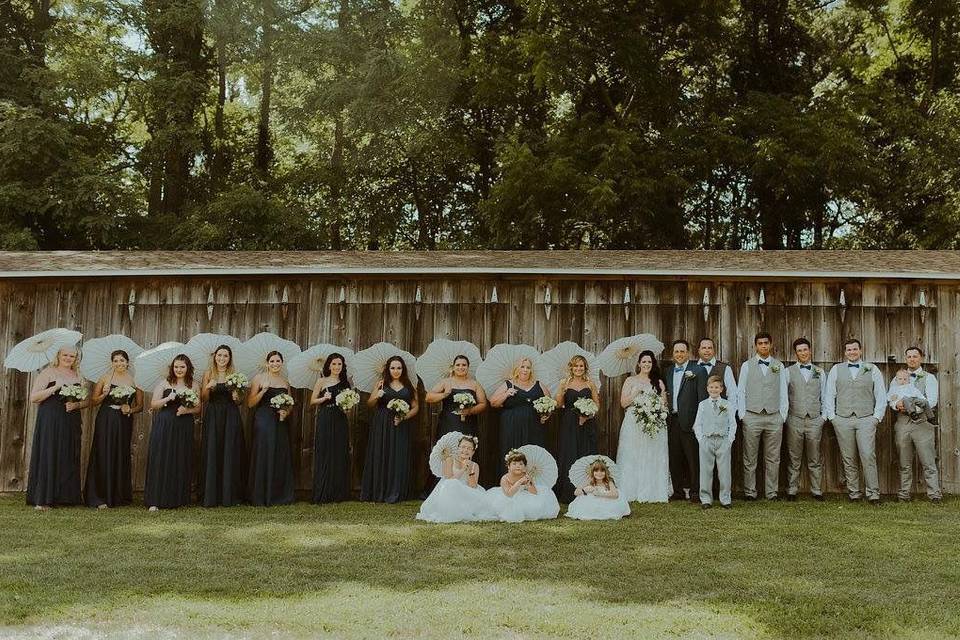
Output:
top-left (460, 435), bottom-right (479, 448)
top-left (504, 448), bottom-right (523, 462)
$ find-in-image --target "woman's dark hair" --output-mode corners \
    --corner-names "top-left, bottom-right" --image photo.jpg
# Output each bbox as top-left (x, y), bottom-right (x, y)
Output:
top-left (382, 355), bottom-right (415, 392)
top-left (453, 354), bottom-right (470, 367)
top-left (110, 349), bottom-right (130, 362)
top-left (265, 350), bottom-right (284, 363)
top-left (167, 354), bottom-right (195, 387)
top-left (323, 352), bottom-right (349, 385)
top-left (635, 350), bottom-right (663, 390)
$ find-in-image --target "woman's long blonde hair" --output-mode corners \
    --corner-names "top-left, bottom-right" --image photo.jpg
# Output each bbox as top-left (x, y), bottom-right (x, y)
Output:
top-left (53, 346), bottom-right (81, 372)
top-left (208, 344), bottom-right (236, 377)
top-left (564, 355), bottom-right (589, 384)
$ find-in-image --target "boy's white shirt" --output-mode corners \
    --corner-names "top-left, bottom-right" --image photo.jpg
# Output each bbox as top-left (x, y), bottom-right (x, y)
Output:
top-left (694, 396), bottom-right (737, 444)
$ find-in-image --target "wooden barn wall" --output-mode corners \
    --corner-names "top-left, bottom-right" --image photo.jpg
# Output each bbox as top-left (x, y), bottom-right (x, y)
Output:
top-left (0, 276), bottom-right (956, 496)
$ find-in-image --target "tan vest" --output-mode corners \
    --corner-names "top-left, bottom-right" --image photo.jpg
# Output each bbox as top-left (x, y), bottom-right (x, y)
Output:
top-left (700, 398), bottom-right (732, 436)
top-left (744, 357), bottom-right (782, 414)
top-left (835, 363), bottom-right (875, 418)
top-left (787, 364), bottom-right (822, 418)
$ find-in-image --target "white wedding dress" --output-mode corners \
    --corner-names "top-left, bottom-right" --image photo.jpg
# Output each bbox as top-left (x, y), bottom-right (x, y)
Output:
top-left (616, 383), bottom-right (672, 503)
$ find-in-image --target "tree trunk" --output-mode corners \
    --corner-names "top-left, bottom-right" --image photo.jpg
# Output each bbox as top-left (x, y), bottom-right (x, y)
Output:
top-left (255, 0), bottom-right (276, 178)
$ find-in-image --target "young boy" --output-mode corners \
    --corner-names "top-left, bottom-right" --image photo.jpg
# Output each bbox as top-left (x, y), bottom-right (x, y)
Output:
top-left (693, 375), bottom-right (738, 509)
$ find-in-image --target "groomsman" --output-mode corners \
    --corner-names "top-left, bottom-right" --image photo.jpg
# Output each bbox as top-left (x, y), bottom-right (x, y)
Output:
top-left (664, 339), bottom-right (708, 503)
top-left (736, 332), bottom-right (789, 501)
top-left (891, 346), bottom-right (942, 503)
top-left (695, 338), bottom-right (738, 400)
top-left (823, 338), bottom-right (886, 505)
top-left (785, 338), bottom-right (825, 501)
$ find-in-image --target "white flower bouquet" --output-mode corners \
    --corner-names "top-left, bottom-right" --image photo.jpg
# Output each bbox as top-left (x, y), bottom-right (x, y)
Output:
top-left (573, 397), bottom-right (599, 418)
top-left (452, 392), bottom-right (476, 421)
top-left (60, 384), bottom-right (88, 401)
top-left (632, 391), bottom-right (668, 438)
top-left (270, 393), bottom-right (295, 411)
top-left (387, 398), bottom-right (411, 420)
top-left (224, 372), bottom-right (249, 391)
top-left (177, 389), bottom-right (200, 408)
top-left (335, 388), bottom-right (360, 411)
top-left (532, 396), bottom-right (557, 416)
top-left (109, 385), bottom-right (137, 402)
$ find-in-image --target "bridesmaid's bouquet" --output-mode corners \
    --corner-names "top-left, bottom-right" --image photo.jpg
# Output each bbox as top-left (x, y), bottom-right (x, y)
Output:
top-left (532, 396), bottom-right (557, 416)
top-left (270, 393), bottom-right (295, 411)
top-left (335, 388), bottom-right (360, 411)
top-left (60, 384), bottom-right (88, 401)
top-left (224, 372), bottom-right (249, 392)
top-left (632, 392), bottom-right (668, 438)
top-left (452, 392), bottom-right (476, 421)
top-left (177, 389), bottom-right (200, 408)
top-left (109, 385), bottom-right (137, 402)
top-left (387, 398), bottom-right (410, 421)
top-left (573, 397), bottom-right (599, 418)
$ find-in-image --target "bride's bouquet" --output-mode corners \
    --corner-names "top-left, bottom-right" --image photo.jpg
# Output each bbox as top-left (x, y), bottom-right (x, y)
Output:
top-left (335, 388), bottom-right (360, 411)
top-left (573, 397), bottom-right (599, 418)
top-left (632, 391), bottom-right (667, 438)
top-left (452, 392), bottom-right (476, 421)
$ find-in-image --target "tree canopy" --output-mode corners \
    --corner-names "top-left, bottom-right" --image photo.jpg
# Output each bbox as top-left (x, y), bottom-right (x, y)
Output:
top-left (1, 0), bottom-right (958, 250)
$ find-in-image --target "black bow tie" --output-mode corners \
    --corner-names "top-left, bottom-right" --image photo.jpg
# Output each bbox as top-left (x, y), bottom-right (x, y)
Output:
top-left (699, 361), bottom-right (711, 367)
top-left (800, 364), bottom-right (812, 370)
top-left (847, 363), bottom-right (860, 368)
top-left (910, 373), bottom-right (918, 378)
top-left (758, 360), bottom-right (769, 366)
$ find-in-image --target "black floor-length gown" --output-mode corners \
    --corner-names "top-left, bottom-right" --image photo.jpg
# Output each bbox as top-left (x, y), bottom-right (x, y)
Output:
top-left (498, 380), bottom-right (546, 473)
top-left (312, 381), bottom-right (352, 503)
top-left (144, 389), bottom-right (195, 509)
top-left (26, 381), bottom-right (82, 506)
top-left (84, 385), bottom-right (134, 507)
top-left (248, 387), bottom-right (295, 506)
top-left (360, 385), bottom-right (414, 503)
top-left (556, 387), bottom-right (599, 503)
top-left (200, 383), bottom-right (247, 507)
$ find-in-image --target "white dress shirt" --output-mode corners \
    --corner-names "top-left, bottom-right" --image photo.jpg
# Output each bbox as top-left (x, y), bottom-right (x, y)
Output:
top-left (696, 358), bottom-right (738, 399)
top-left (907, 367), bottom-right (939, 408)
top-left (694, 397), bottom-right (737, 444)
top-left (671, 363), bottom-right (688, 413)
top-left (823, 360), bottom-right (887, 422)
top-left (736, 356), bottom-right (789, 421)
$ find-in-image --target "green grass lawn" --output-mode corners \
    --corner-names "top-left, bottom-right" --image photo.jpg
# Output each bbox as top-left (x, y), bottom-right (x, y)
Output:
top-left (0, 495), bottom-right (958, 639)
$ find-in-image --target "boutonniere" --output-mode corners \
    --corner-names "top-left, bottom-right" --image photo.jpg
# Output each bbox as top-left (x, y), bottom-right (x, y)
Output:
top-left (915, 370), bottom-right (926, 379)
top-left (683, 371), bottom-right (695, 380)
top-left (862, 364), bottom-right (872, 372)
top-left (812, 367), bottom-right (823, 379)
top-left (770, 364), bottom-right (781, 373)
top-left (717, 402), bottom-right (728, 414)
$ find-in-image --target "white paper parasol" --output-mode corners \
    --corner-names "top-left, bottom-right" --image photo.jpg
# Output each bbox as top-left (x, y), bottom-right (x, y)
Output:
top-left (352, 342), bottom-right (418, 393)
top-left (568, 454), bottom-right (619, 489)
top-left (417, 339), bottom-right (482, 390)
top-left (134, 342), bottom-right (186, 391)
top-left (538, 341), bottom-right (600, 393)
top-left (3, 328), bottom-right (83, 372)
top-left (79, 335), bottom-right (144, 383)
top-left (184, 333), bottom-right (244, 378)
top-left (236, 332), bottom-right (302, 377)
top-left (476, 343), bottom-right (541, 395)
top-left (288, 343), bottom-right (356, 390)
top-left (596, 334), bottom-right (666, 378)
top-left (516, 444), bottom-right (559, 490)
top-left (428, 431), bottom-right (467, 478)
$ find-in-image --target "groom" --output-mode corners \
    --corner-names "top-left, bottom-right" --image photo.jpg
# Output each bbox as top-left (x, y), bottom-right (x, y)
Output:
top-left (664, 339), bottom-right (708, 502)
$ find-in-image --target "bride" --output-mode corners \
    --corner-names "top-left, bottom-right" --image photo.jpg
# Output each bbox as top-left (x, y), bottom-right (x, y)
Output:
top-left (616, 350), bottom-right (671, 502)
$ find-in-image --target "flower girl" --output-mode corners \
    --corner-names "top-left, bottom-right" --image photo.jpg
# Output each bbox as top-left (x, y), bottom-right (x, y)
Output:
top-left (416, 436), bottom-right (495, 523)
top-left (485, 449), bottom-right (560, 522)
top-left (565, 457), bottom-right (631, 520)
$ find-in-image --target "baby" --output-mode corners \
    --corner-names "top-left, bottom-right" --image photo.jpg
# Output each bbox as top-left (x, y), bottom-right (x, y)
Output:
top-left (887, 368), bottom-right (929, 421)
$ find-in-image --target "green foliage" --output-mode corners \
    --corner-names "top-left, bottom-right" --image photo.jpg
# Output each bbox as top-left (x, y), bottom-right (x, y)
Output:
top-left (0, 0), bottom-right (957, 249)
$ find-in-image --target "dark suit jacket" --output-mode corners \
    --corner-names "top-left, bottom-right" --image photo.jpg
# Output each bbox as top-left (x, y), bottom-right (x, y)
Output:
top-left (664, 362), bottom-right (708, 432)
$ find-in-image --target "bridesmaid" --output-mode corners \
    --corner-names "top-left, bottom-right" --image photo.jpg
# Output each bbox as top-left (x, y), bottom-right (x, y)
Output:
top-left (84, 349), bottom-right (142, 508)
top-left (310, 352), bottom-right (353, 503)
top-left (489, 357), bottom-right (553, 474)
top-left (424, 355), bottom-right (487, 438)
top-left (554, 355), bottom-right (600, 503)
top-left (247, 350), bottom-right (296, 506)
top-left (199, 345), bottom-right (247, 507)
top-left (360, 355), bottom-right (420, 503)
top-left (27, 346), bottom-right (89, 510)
top-left (144, 354), bottom-right (200, 511)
